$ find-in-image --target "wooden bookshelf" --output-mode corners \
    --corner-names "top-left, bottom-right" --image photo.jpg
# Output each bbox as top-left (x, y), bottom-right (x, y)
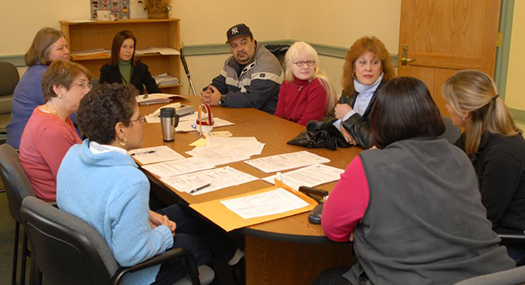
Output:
top-left (60, 19), bottom-right (181, 94)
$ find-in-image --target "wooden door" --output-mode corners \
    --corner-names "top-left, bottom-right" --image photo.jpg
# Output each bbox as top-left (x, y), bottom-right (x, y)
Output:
top-left (398, 0), bottom-right (501, 116)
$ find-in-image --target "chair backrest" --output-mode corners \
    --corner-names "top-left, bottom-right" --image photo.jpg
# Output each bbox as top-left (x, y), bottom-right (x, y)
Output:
top-left (91, 77), bottom-right (100, 91)
top-left (20, 196), bottom-right (119, 285)
top-left (439, 116), bottom-right (462, 143)
top-left (454, 265), bottom-right (525, 285)
top-left (265, 44), bottom-right (289, 69)
top-left (0, 144), bottom-right (35, 222)
top-left (0, 61), bottom-right (20, 115)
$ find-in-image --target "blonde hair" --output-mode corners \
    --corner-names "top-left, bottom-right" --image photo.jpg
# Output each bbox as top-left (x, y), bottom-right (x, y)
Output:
top-left (284, 42), bottom-right (337, 113)
top-left (25, 27), bottom-right (65, 66)
top-left (341, 36), bottom-right (395, 95)
top-left (441, 70), bottom-right (520, 154)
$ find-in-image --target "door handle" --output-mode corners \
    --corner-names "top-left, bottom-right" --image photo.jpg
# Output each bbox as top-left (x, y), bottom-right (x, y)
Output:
top-left (400, 44), bottom-right (415, 66)
top-left (400, 57), bottom-right (415, 65)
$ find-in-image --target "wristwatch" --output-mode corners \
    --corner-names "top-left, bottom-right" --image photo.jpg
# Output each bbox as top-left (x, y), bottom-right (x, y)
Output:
top-left (219, 95), bottom-right (226, 106)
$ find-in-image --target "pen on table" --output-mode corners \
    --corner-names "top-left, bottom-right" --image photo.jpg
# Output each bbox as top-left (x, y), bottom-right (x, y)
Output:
top-left (130, 150), bottom-right (156, 156)
top-left (189, 183), bottom-right (211, 194)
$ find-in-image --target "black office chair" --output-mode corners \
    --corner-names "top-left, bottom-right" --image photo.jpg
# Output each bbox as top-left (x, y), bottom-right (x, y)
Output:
top-left (0, 61), bottom-right (19, 143)
top-left (265, 44), bottom-right (290, 69)
top-left (453, 265), bottom-right (525, 285)
top-left (0, 144), bottom-right (35, 285)
top-left (20, 196), bottom-right (210, 285)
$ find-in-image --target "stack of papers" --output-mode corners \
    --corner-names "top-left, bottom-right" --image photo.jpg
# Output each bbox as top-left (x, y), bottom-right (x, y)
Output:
top-left (136, 94), bottom-right (182, 106)
top-left (244, 151), bottom-right (330, 173)
top-left (186, 136), bottom-right (264, 166)
top-left (161, 166), bottom-right (258, 195)
top-left (146, 112), bottom-right (234, 132)
top-left (153, 73), bottom-right (179, 87)
top-left (128, 146), bottom-right (185, 165)
top-left (142, 157), bottom-right (215, 178)
top-left (71, 48), bottom-right (110, 58)
top-left (135, 47), bottom-right (181, 56)
top-left (262, 164), bottom-right (344, 190)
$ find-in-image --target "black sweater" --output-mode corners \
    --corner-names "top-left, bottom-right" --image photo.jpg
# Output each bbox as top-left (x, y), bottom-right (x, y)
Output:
top-left (99, 61), bottom-right (160, 94)
top-left (455, 133), bottom-right (525, 233)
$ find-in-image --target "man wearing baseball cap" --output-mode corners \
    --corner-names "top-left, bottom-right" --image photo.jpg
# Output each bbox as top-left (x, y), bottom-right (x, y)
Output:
top-left (201, 23), bottom-right (283, 114)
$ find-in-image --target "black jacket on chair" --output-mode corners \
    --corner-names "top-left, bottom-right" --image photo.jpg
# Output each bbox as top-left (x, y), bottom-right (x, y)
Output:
top-left (99, 61), bottom-right (160, 94)
top-left (323, 84), bottom-right (383, 149)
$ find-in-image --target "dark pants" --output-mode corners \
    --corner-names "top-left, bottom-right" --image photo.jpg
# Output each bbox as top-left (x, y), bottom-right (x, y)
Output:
top-left (507, 246), bottom-right (525, 267)
top-left (151, 204), bottom-right (237, 284)
top-left (313, 267), bottom-right (352, 285)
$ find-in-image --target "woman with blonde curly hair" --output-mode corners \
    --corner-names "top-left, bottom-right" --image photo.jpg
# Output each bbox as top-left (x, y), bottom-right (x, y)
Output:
top-left (442, 70), bottom-right (525, 265)
top-left (330, 36), bottom-right (395, 148)
top-left (274, 42), bottom-right (337, 125)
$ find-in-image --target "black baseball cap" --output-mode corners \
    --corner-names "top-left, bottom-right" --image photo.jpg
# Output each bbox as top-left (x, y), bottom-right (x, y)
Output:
top-left (226, 23), bottom-right (253, 43)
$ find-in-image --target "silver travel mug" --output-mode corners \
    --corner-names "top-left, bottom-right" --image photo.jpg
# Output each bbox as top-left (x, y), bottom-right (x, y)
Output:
top-left (160, 107), bottom-right (179, 142)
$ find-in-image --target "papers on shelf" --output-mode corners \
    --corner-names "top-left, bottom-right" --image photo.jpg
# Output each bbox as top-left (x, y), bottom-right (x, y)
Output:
top-left (263, 164), bottom-right (344, 190)
top-left (136, 94), bottom-right (182, 106)
top-left (141, 157), bottom-right (215, 178)
top-left (186, 136), bottom-right (264, 166)
top-left (161, 166), bottom-right (258, 195)
top-left (220, 188), bottom-right (310, 219)
top-left (71, 48), bottom-right (110, 58)
top-left (153, 73), bottom-right (179, 87)
top-left (135, 47), bottom-right (180, 56)
top-left (129, 146), bottom-right (185, 165)
top-left (244, 151), bottom-right (330, 173)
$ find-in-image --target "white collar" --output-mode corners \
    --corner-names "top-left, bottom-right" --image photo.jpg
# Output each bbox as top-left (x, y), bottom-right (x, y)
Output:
top-left (89, 141), bottom-right (128, 156)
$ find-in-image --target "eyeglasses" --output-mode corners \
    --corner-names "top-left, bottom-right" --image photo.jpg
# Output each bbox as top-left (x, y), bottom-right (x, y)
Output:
top-left (75, 82), bottom-right (93, 90)
top-left (293, 60), bottom-right (315, 67)
top-left (131, 115), bottom-right (146, 125)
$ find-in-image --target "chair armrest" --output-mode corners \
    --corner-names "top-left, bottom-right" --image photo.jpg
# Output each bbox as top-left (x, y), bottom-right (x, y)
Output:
top-left (111, 248), bottom-right (201, 285)
top-left (498, 232), bottom-right (525, 247)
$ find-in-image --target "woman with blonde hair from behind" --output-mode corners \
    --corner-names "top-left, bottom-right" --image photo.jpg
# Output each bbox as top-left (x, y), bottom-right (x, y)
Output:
top-left (442, 70), bottom-right (525, 265)
top-left (274, 42), bottom-right (337, 126)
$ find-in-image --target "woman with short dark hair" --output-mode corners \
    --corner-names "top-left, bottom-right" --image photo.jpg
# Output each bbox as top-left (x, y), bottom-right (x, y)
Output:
top-left (315, 77), bottom-right (514, 285)
top-left (99, 30), bottom-right (160, 94)
top-left (57, 83), bottom-right (243, 285)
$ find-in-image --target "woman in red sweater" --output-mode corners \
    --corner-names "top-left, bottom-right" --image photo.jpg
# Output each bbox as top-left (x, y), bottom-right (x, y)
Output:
top-left (274, 42), bottom-right (337, 125)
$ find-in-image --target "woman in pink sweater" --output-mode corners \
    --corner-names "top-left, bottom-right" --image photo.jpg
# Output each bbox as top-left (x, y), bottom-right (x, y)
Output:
top-left (274, 42), bottom-right (337, 125)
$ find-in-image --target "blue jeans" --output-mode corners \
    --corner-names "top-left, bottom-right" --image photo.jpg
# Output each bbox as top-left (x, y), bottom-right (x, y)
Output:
top-left (152, 204), bottom-right (237, 284)
top-left (507, 246), bottom-right (525, 266)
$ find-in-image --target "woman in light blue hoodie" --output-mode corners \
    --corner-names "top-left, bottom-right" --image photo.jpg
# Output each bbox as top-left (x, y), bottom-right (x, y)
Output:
top-left (57, 83), bottom-right (243, 285)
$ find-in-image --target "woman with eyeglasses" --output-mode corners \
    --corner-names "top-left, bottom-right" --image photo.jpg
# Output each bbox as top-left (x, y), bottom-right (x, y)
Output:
top-left (274, 42), bottom-right (337, 126)
top-left (442, 70), bottom-right (525, 265)
top-left (19, 60), bottom-right (92, 202)
top-left (328, 36), bottom-right (396, 149)
top-left (8, 27), bottom-right (73, 149)
top-left (57, 83), bottom-right (244, 285)
top-left (99, 30), bottom-right (160, 94)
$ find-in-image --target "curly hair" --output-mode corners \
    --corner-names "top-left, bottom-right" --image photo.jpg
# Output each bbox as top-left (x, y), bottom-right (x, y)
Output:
top-left (77, 83), bottom-right (138, 144)
top-left (341, 36), bottom-right (395, 95)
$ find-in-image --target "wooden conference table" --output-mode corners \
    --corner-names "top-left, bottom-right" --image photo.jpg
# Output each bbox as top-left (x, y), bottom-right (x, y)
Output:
top-left (140, 96), bottom-right (362, 285)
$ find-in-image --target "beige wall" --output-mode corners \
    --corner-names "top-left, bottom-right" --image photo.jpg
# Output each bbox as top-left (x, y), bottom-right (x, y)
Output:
top-left (289, 0), bottom-right (401, 53)
top-left (0, 0), bottom-right (399, 96)
top-left (505, 0), bottom-right (525, 110)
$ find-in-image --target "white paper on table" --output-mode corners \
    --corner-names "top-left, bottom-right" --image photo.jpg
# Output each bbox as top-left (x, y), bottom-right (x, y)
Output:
top-left (207, 131), bottom-right (233, 137)
top-left (128, 146), bottom-right (185, 165)
top-left (220, 188), bottom-right (309, 219)
top-left (186, 147), bottom-right (251, 166)
top-left (262, 164), bottom-right (344, 190)
top-left (244, 151), bottom-right (330, 173)
top-left (205, 136), bottom-right (264, 156)
top-left (161, 166), bottom-right (258, 195)
top-left (175, 117), bottom-right (234, 132)
top-left (141, 157), bottom-right (215, 178)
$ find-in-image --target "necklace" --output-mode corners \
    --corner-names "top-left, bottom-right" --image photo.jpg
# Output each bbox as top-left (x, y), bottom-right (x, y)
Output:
top-left (40, 104), bottom-right (58, 116)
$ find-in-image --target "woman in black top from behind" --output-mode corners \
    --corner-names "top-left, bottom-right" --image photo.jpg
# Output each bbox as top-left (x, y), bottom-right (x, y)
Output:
top-left (99, 30), bottom-right (160, 94)
top-left (442, 69), bottom-right (525, 265)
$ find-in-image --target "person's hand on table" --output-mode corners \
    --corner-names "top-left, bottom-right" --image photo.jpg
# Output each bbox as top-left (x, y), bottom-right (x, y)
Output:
top-left (334, 103), bottom-right (352, 120)
top-left (200, 85), bottom-right (221, 106)
top-left (341, 127), bottom-right (357, 146)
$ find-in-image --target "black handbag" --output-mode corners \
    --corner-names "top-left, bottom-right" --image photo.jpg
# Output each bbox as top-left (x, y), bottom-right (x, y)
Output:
top-left (287, 121), bottom-right (351, 150)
